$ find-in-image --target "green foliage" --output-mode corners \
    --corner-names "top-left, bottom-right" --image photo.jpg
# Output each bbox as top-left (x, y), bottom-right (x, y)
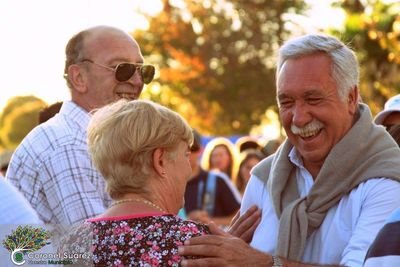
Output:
top-left (0, 95), bottom-right (46, 150)
top-left (331, 0), bottom-right (400, 115)
top-left (2, 225), bottom-right (50, 253)
top-left (135, 0), bottom-right (306, 134)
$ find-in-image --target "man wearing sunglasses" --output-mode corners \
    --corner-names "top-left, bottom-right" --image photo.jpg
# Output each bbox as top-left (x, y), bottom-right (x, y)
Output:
top-left (6, 25), bottom-right (155, 225)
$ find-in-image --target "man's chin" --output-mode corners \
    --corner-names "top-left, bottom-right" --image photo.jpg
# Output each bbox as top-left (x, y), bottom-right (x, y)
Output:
top-left (116, 93), bottom-right (138, 101)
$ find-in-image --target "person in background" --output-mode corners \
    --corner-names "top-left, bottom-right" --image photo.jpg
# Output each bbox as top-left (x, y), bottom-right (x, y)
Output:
top-left (374, 94), bottom-right (400, 128)
top-left (0, 150), bottom-right (13, 176)
top-left (6, 25), bottom-right (155, 225)
top-left (59, 99), bottom-right (210, 266)
top-left (38, 101), bottom-right (63, 124)
top-left (201, 137), bottom-right (239, 182)
top-left (235, 149), bottom-right (265, 195)
top-left (179, 34), bottom-right (400, 267)
top-left (363, 123), bottom-right (400, 266)
top-left (0, 174), bottom-right (42, 224)
top-left (235, 136), bottom-right (263, 154)
top-left (185, 130), bottom-right (241, 227)
top-left (388, 124), bottom-right (400, 146)
top-left (262, 138), bottom-right (282, 157)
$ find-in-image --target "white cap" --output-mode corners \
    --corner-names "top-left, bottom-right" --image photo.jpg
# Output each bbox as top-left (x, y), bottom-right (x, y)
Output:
top-left (374, 94), bottom-right (400, 125)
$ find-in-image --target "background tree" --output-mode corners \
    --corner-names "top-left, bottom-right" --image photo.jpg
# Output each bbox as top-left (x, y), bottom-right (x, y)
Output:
top-left (331, 0), bottom-right (400, 115)
top-left (135, 0), bottom-right (306, 135)
top-left (0, 95), bottom-right (46, 151)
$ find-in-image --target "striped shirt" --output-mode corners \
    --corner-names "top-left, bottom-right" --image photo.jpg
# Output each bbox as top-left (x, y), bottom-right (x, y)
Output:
top-left (6, 100), bottom-right (111, 225)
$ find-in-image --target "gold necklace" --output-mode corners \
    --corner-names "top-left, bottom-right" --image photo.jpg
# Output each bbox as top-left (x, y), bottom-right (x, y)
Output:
top-left (111, 198), bottom-right (167, 213)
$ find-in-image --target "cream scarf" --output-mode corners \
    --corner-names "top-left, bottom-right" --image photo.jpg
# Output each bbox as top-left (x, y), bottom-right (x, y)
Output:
top-left (252, 103), bottom-right (400, 260)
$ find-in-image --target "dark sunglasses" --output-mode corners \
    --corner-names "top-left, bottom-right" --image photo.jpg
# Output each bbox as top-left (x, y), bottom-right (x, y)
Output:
top-left (81, 59), bottom-right (155, 84)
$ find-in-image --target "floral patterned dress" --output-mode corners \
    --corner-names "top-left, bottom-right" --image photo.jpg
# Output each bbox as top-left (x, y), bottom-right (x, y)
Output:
top-left (59, 213), bottom-right (210, 266)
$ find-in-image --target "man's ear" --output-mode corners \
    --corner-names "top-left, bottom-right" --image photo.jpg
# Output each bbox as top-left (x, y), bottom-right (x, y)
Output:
top-left (67, 64), bottom-right (88, 94)
top-left (348, 86), bottom-right (359, 115)
top-left (153, 148), bottom-right (167, 178)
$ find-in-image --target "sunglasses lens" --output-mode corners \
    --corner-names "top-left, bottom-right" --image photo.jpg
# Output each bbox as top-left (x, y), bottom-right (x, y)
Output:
top-left (115, 63), bottom-right (136, 82)
top-left (141, 65), bottom-right (155, 84)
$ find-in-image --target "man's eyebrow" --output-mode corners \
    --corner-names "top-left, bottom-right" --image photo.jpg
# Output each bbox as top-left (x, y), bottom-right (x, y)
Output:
top-left (303, 90), bottom-right (323, 97)
top-left (277, 93), bottom-right (290, 99)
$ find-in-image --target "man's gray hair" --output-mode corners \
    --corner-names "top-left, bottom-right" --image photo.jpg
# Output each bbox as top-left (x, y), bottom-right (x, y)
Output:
top-left (276, 34), bottom-right (359, 100)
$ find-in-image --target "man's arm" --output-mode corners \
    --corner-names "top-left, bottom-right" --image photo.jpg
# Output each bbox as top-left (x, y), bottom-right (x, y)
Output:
top-left (188, 205), bottom-right (261, 243)
top-left (178, 223), bottom-right (339, 267)
top-left (363, 208), bottom-right (400, 266)
top-left (341, 178), bottom-right (400, 266)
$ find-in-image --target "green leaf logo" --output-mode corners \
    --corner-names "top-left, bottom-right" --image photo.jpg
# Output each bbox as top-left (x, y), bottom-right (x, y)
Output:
top-left (2, 225), bottom-right (51, 265)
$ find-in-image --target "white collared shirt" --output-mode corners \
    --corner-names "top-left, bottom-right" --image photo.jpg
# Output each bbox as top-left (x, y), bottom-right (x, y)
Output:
top-left (241, 148), bottom-right (400, 266)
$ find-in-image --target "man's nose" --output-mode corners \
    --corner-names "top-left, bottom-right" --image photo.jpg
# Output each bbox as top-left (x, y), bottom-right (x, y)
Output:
top-left (292, 102), bottom-right (312, 127)
top-left (128, 70), bottom-right (143, 85)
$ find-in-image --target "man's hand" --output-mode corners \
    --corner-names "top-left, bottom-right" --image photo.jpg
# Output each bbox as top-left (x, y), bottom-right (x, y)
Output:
top-left (187, 210), bottom-right (211, 224)
top-left (178, 223), bottom-right (272, 267)
top-left (227, 205), bottom-right (261, 243)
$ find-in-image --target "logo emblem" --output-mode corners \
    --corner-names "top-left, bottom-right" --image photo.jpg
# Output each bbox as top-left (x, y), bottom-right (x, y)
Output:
top-left (2, 225), bottom-right (50, 265)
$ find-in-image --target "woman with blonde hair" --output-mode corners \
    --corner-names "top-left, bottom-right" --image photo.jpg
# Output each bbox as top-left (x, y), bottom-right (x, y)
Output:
top-left (201, 137), bottom-right (239, 182)
top-left (59, 99), bottom-right (209, 266)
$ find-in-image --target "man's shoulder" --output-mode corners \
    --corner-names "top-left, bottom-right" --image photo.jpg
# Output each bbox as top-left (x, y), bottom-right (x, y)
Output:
top-left (386, 208), bottom-right (400, 224)
top-left (9, 117), bottom-right (89, 176)
top-left (251, 155), bottom-right (274, 182)
top-left (22, 115), bottom-right (86, 150)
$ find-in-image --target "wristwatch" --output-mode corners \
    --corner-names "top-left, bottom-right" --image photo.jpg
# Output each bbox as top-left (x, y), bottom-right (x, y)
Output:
top-left (272, 255), bottom-right (283, 267)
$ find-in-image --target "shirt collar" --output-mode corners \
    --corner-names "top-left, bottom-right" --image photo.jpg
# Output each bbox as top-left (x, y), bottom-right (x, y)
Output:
top-left (59, 100), bottom-right (91, 130)
top-left (288, 147), bottom-right (304, 169)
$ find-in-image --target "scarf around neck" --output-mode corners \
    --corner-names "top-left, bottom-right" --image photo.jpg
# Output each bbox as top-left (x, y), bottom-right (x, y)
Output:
top-left (252, 103), bottom-right (400, 261)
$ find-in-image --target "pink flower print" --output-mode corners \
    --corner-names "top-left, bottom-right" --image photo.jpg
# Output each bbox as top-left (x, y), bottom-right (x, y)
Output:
top-left (154, 223), bottom-right (162, 228)
top-left (171, 254), bottom-right (181, 263)
top-left (110, 245), bottom-right (117, 252)
top-left (190, 226), bottom-right (199, 234)
top-left (152, 244), bottom-right (160, 252)
top-left (113, 227), bottom-right (122, 235)
top-left (146, 240), bottom-right (153, 246)
top-left (180, 226), bottom-right (190, 233)
top-left (135, 234), bottom-right (143, 240)
top-left (174, 240), bottom-right (183, 246)
top-left (123, 225), bottom-right (131, 233)
top-left (151, 258), bottom-right (160, 266)
top-left (129, 248), bottom-right (136, 254)
top-left (140, 253), bottom-right (151, 262)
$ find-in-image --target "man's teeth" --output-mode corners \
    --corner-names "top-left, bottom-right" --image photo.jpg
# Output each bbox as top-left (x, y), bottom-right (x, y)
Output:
top-left (298, 129), bottom-right (320, 138)
top-left (117, 93), bottom-right (134, 99)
